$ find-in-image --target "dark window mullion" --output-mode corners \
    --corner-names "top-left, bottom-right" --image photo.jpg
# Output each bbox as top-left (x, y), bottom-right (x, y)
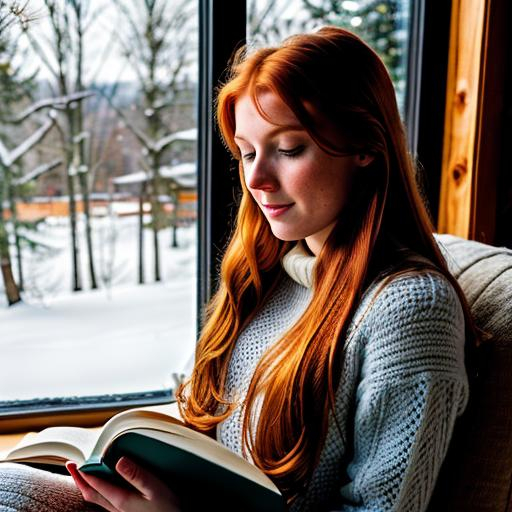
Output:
top-left (197, 0), bottom-right (246, 330)
top-left (405, 0), bottom-right (425, 156)
top-left (411, 0), bottom-right (452, 225)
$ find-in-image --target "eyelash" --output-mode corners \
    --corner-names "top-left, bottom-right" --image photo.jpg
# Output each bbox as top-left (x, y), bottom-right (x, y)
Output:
top-left (280, 145), bottom-right (305, 158)
top-left (242, 145), bottom-right (305, 161)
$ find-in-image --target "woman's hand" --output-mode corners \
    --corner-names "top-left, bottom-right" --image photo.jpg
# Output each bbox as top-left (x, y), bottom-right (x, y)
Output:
top-left (66, 457), bottom-right (181, 512)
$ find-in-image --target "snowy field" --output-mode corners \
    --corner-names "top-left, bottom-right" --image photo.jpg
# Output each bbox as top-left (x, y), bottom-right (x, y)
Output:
top-left (0, 213), bottom-right (197, 401)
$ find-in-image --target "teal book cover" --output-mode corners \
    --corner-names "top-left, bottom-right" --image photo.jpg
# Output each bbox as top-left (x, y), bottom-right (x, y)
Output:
top-left (80, 432), bottom-right (286, 512)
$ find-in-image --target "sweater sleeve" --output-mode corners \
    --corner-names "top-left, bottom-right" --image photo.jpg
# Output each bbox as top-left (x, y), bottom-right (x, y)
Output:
top-left (336, 272), bottom-right (468, 512)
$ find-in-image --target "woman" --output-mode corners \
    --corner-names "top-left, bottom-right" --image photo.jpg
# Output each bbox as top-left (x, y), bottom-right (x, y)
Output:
top-left (1, 26), bottom-right (475, 512)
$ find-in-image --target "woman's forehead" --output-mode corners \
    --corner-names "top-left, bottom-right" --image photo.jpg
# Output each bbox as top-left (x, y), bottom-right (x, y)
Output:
top-left (234, 91), bottom-right (346, 149)
top-left (234, 91), bottom-right (302, 129)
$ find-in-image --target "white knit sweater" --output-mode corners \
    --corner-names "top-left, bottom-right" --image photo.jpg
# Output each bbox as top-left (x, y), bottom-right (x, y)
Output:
top-left (0, 244), bottom-right (468, 512)
top-left (217, 243), bottom-right (468, 511)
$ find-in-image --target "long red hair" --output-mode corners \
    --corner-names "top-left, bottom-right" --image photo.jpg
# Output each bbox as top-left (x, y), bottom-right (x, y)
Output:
top-left (176, 27), bottom-right (477, 503)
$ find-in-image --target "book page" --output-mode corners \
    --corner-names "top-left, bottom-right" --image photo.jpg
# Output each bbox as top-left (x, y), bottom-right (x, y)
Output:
top-left (4, 426), bottom-right (98, 465)
top-left (91, 408), bottom-right (197, 459)
top-left (142, 402), bottom-right (182, 420)
top-left (1, 404), bottom-right (182, 466)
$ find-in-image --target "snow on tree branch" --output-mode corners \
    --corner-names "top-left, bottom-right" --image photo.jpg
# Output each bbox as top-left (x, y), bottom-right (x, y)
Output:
top-left (98, 91), bottom-right (196, 153)
top-left (0, 139), bottom-right (9, 167)
top-left (0, 112), bottom-right (57, 167)
top-left (154, 128), bottom-right (197, 153)
top-left (9, 91), bottom-right (96, 123)
top-left (12, 158), bottom-right (62, 186)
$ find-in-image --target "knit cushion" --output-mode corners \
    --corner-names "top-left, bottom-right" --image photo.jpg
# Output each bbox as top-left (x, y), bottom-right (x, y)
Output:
top-left (435, 234), bottom-right (512, 342)
top-left (429, 234), bottom-right (512, 512)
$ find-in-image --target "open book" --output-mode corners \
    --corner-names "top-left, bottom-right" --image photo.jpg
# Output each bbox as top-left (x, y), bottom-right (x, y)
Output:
top-left (1, 405), bottom-right (285, 512)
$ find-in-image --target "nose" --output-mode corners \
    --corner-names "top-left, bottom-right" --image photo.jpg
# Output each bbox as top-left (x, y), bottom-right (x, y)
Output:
top-left (245, 156), bottom-right (279, 192)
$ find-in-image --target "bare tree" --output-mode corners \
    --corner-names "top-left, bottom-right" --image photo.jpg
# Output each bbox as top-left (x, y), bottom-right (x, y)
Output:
top-left (68, 0), bottom-right (98, 290)
top-left (0, 1), bottom-right (36, 34)
top-left (21, 0), bottom-right (105, 291)
top-left (111, 0), bottom-right (197, 283)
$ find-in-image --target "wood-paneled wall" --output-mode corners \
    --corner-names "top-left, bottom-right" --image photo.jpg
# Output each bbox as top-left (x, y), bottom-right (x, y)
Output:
top-left (438, 0), bottom-right (506, 243)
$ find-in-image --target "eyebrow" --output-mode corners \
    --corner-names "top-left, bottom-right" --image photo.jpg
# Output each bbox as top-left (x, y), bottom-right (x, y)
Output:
top-left (234, 125), bottom-right (305, 142)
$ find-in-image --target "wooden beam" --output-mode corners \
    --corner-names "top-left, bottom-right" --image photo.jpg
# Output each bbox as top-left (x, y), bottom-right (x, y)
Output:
top-left (438, 0), bottom-right (505, 243)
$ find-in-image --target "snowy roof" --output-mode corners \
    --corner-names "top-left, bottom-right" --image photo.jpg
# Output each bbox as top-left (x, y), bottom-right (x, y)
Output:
top-left (173, 176), bottom-right (196, 188)
top-left (112, 162), bottom-right (197, 187)
top-left (112, 171), bottom-right (147, 185)
top-left (160, 162), bottom-right (196, 179)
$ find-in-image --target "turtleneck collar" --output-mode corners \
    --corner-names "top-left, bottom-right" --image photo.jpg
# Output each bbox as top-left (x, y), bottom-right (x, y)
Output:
top-left (281, 242), bottom-right (316, 289)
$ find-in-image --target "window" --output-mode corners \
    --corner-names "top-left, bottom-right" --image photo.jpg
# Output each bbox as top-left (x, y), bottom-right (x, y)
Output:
top-left (0, 0), bottom-right (436, 423)
top-left (0, 0), bottom-right (198, 414)
top-left (247, 0), bottom-right (411, 115)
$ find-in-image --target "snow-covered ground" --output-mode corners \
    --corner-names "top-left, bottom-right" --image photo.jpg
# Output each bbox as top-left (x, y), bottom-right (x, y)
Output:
top-left (0, 213), bottom-right (197, 401)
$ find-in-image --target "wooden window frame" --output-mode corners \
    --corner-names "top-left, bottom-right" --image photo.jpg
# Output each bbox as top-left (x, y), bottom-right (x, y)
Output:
top-left (438, 0), bottom-right (507, 243)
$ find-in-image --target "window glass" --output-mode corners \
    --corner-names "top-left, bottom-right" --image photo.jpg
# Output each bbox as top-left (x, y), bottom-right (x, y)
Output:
top-left (247, 0), bottom-right (411, 114)
top-left (0, 0), bottom-right (198, 405)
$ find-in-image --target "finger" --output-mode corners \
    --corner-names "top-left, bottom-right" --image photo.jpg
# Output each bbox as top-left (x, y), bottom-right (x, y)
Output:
top-left (75, 466), bottom-right (142, 512)
top-left (66, 461), bottom-right (118, 512)
top-left (115, 456), bottom-right (175, 502)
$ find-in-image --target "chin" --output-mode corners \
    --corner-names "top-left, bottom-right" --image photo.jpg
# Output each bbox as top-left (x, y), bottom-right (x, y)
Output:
top-left (268, 227), bottom-right (303, 242)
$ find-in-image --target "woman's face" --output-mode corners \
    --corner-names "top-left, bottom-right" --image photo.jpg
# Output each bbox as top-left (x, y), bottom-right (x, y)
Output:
top-left (234, 91), bottom-right (362, 256)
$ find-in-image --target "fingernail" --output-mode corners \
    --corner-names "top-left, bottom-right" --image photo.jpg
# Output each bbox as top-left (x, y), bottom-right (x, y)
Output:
top-left (66, 462), bottom-right (81, 485)
top-left (116, 456), bottom-right (132, 473)
top-left (65, 461), bottom-right (78, 475)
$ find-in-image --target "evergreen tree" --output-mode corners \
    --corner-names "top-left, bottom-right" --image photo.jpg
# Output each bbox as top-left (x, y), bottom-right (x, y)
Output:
top-left (302, 0), bottom-right (409, 109)
top-left (0, 1), bottom-right (36, 304)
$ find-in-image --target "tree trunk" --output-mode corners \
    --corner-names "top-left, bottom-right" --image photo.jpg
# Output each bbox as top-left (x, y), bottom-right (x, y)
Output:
top-left (0, 178), bottom-right (20, 305)
top-left (8, 183), bottom-right (23, 291)
top-left (150, 154), bottom-right (161, 282)
top-left (170, 190), bottom-right (179, 248)
top-left (79, 172), bottom-right (98, 289)
top-left (60, 105), bottom-right (82, 293)
top-left (50, 1), bottom-right (82, 293)
top-left (171, 224), bottom-right (178, 248)
top-left (67, 165), bottom-right (82, 291)
top-left (0, 252), bottom-right (21, 305)
top-left (0, 169), bottom-right (21, 306)
top-left (151, 195), bottom-right (161, 282)
top-left (75, 6), bottom-right (97, 290)
top-left (138, 182), bottom-right (145, 284)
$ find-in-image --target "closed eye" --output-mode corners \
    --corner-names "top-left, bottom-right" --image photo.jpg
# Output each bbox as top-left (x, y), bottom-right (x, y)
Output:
top-left (241, 145), bottom-right (304, 162)
top-left (242, 151), bottom-right (255, 161)
top-left (278, 145), bottom-right (305, 158)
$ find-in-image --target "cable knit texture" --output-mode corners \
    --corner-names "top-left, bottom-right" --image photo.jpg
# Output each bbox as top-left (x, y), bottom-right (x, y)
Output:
top-left (0, 463), bottom-right (100, 511)
top-left (217, 243), bottom-right (468, 512)
top-left (0, 243), bottom-right (468, 512)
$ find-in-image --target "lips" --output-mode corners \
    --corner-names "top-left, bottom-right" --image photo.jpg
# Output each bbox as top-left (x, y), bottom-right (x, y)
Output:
top-left (262, 203), bottom-right (294, 218)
